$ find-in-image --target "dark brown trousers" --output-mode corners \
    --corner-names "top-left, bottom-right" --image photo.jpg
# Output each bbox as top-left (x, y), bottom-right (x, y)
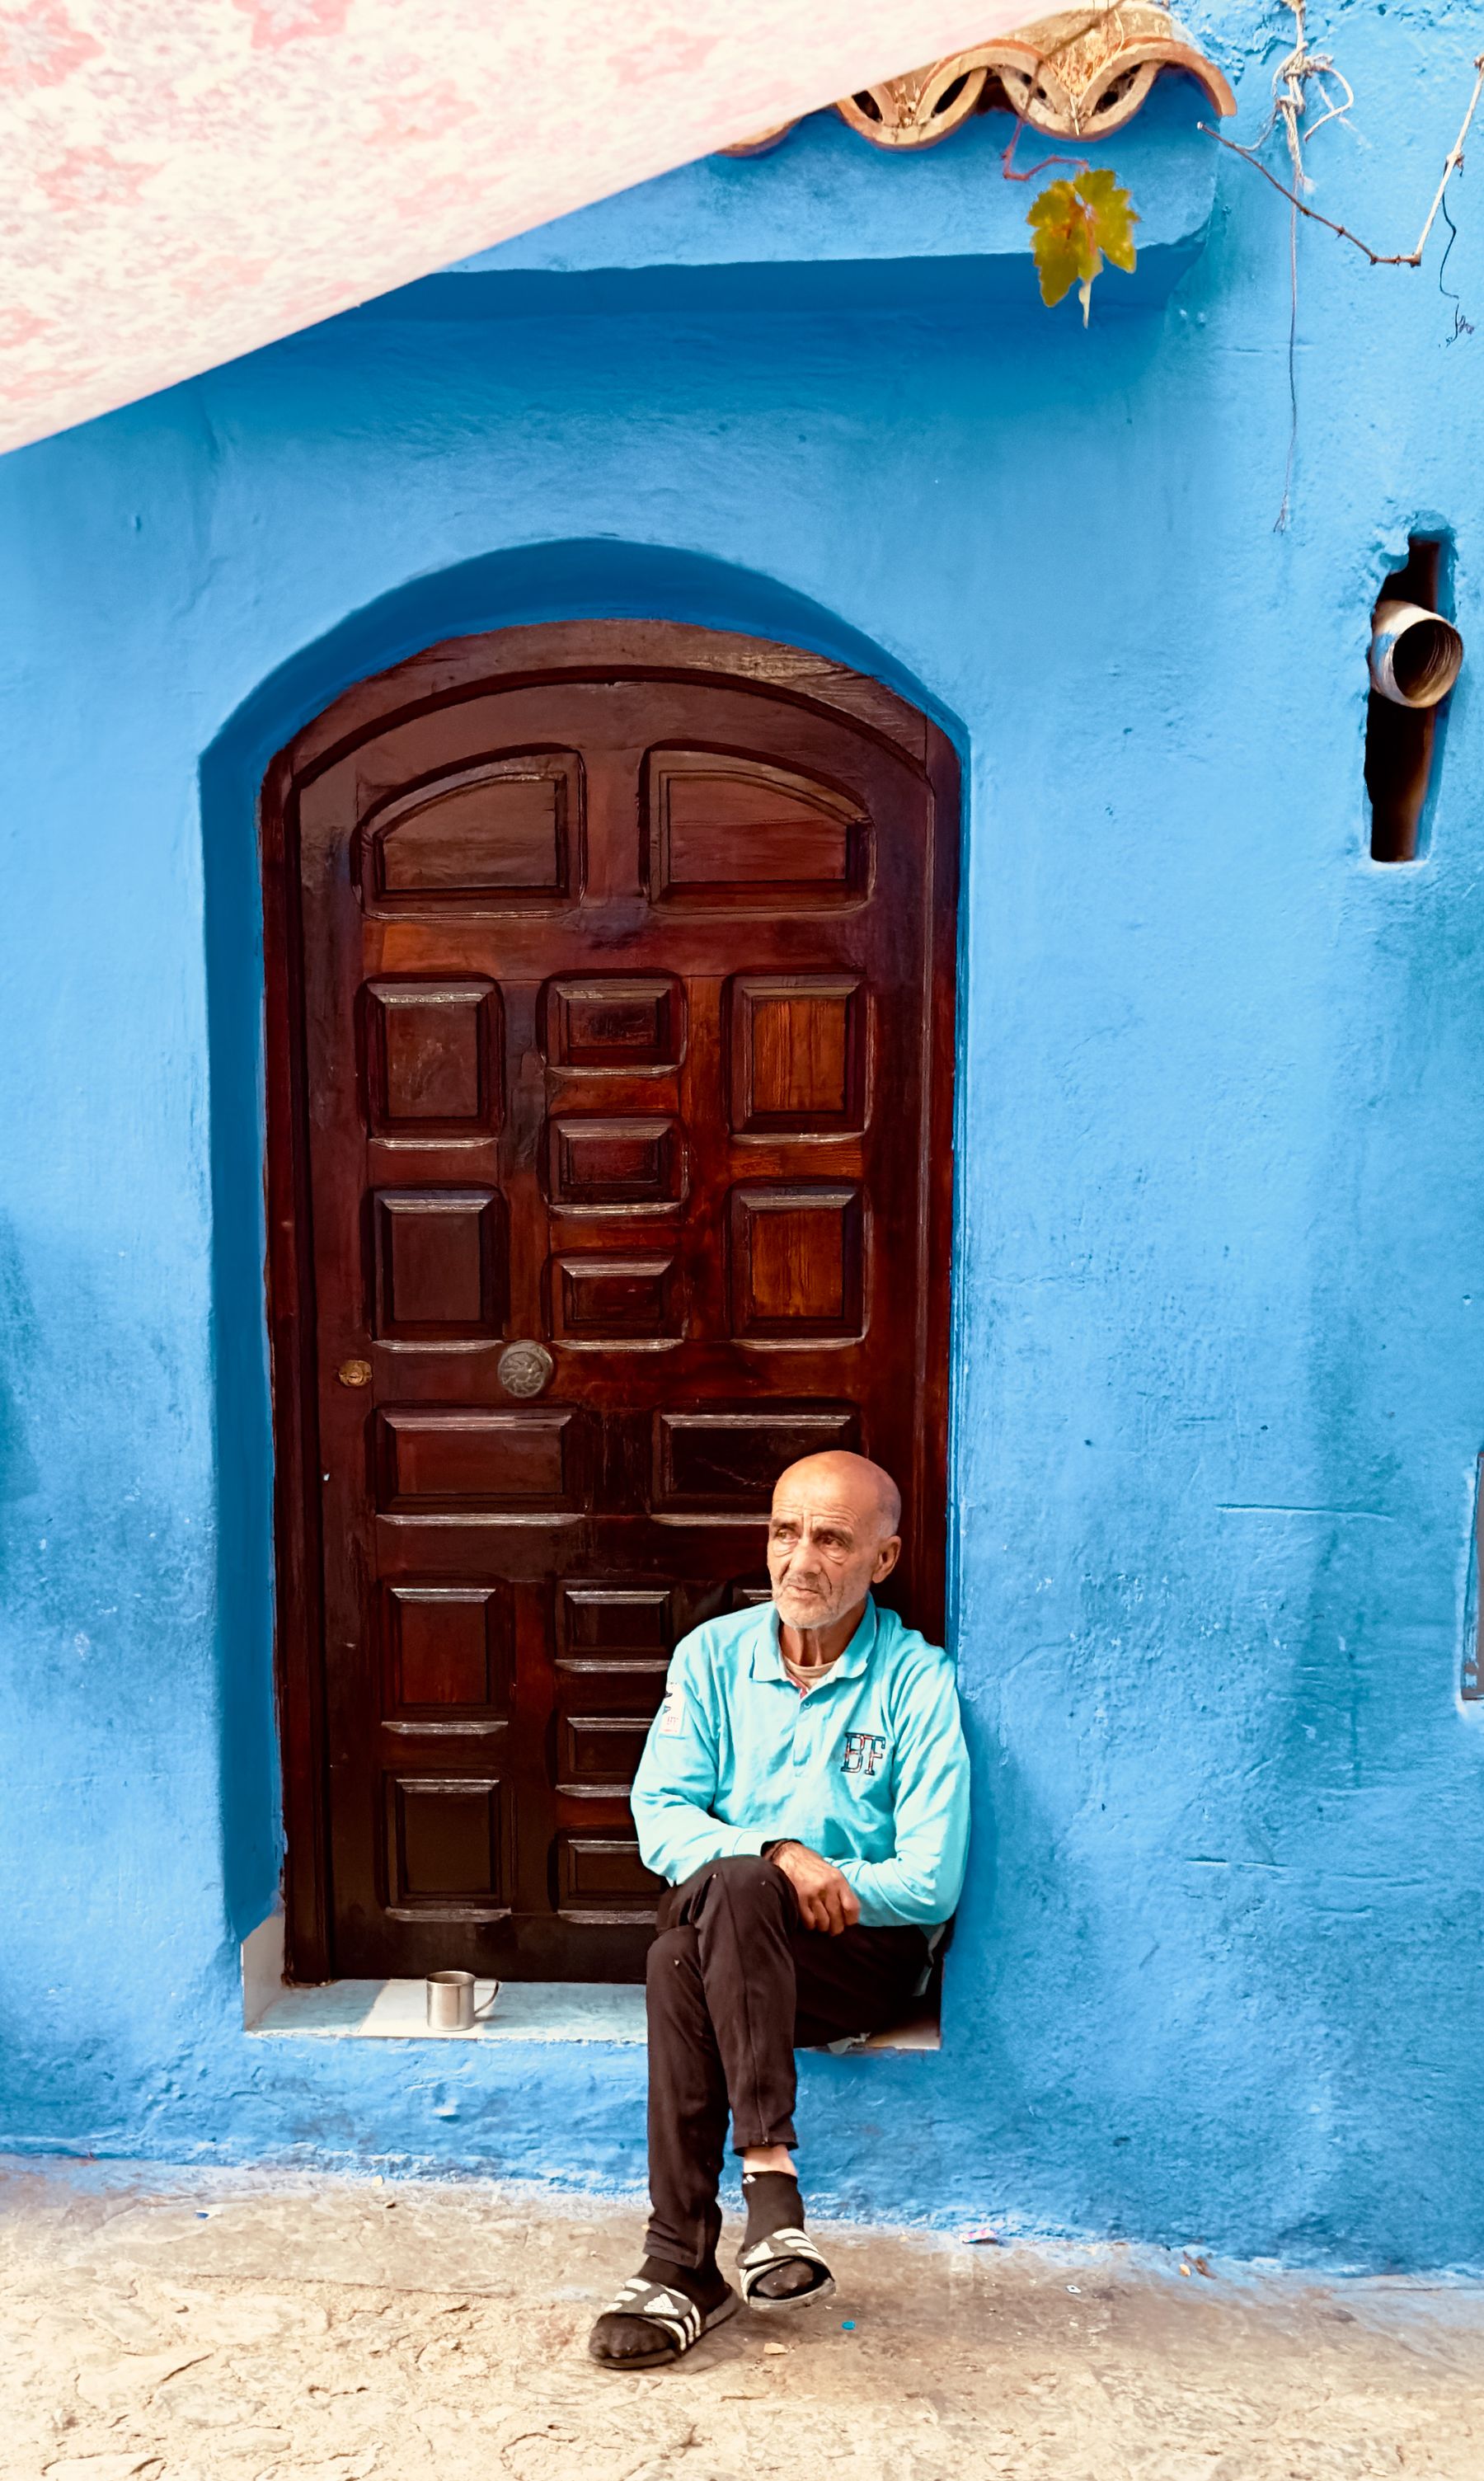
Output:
top-left (644, 1854), bottom-right (931, 2268)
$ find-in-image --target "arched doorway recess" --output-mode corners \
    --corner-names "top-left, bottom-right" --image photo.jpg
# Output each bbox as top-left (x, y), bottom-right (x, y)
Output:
top-left (262, 620), bottom-right (960, 1983)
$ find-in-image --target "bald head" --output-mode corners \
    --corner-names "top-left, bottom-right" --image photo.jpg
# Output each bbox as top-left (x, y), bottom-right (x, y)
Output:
top-left (772, 1451), bottom-right (901, 1538)
top-left (766, 1451), bottom-right (903, 1642)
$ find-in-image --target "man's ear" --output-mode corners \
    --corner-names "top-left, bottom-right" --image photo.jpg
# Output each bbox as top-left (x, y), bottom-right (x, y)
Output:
top-left (872, 1535), bottom-right (902, 1583)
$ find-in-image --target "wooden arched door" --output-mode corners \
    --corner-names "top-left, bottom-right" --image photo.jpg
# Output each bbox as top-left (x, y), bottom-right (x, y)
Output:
top-left (263, 622), bottom-right (959, 1982)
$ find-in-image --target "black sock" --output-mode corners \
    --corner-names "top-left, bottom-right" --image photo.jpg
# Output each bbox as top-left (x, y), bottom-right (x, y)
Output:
top-left (741, 2168), bottom-right (805, 2246)
top-left (639, 2251), bottom-right (729, 2311)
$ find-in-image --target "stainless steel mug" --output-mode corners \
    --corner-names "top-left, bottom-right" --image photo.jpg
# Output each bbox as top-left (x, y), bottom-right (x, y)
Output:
top-left (425, 1971), bottom-right (499, 2031)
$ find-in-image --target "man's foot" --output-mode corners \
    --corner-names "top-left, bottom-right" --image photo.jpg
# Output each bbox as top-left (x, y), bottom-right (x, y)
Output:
top-left (587, 2254), bottom-right (739, 2370)
top-left (736, 2169), bottom-right (836, 2309)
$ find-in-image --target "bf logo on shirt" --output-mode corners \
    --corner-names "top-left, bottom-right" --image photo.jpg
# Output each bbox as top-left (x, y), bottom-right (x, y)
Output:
top-left (840, 1732), bottom-right (888, 1778)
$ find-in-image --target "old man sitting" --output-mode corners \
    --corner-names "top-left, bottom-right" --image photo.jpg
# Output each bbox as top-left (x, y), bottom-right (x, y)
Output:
top-left (588, 1449), bottom-right (971, 2368)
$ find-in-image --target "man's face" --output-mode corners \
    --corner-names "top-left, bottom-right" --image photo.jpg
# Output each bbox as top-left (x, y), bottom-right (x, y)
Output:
top-left (766, 1454), bottom-right (901, 1634)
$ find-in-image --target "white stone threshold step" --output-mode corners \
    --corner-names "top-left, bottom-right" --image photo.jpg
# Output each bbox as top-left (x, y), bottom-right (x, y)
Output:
top-left (249, 1976), bottom-right (938, 2052)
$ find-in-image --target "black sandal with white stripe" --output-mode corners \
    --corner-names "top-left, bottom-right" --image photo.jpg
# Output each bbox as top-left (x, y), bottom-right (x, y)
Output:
top-left (587, 2271), bottom-right (740, 2370)
top-left (736, 2225), bottom-right (836, 2310)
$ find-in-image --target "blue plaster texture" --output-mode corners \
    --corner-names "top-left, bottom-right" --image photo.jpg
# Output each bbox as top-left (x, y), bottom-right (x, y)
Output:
top-left (3, 0), bottom-right (1484, 2267)
top-left (428, 78), bottom-right (1215, 309)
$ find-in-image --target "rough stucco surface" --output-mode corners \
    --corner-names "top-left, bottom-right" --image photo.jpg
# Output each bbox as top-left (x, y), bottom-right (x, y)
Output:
top-left (6, 2159), bottom-right (1484, 2480)
top-left (2, 1), bottom-right (1484, 2267)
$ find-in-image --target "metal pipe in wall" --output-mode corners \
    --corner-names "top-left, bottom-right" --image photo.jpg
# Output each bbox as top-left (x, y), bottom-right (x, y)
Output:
top-left (1369, 599), bottom-right (1464, 708)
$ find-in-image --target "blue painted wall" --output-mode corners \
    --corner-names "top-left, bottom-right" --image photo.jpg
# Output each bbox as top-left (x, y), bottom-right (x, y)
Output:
top-left (3, 2), bottom-right (1484, 2266)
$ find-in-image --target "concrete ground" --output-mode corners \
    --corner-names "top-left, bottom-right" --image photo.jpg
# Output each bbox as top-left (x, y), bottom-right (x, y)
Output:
top-left (3, 2160), bottom-right (1484, 2481)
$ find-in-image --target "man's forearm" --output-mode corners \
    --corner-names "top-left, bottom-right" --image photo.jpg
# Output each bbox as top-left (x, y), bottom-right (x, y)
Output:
top-left (632, 1790), bottom-right (768, 1886)
top-left (834, 1849), bottom-right (960, 1928)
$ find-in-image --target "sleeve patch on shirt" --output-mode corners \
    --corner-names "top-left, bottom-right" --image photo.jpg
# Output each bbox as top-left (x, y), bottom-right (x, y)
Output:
top-left (657, 1689), bottom-right (686, 1737)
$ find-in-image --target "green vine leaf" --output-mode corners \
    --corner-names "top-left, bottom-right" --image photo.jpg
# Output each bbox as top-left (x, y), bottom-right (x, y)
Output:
top-left (1028, 169), bottom-right (1139, 323)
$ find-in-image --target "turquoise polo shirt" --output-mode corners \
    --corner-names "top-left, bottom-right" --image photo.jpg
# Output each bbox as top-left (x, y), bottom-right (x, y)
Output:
top-left (630, 1596), bottom-right (970, 1930)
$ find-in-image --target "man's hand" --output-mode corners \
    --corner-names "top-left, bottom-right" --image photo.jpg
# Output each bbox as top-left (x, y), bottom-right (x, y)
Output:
top-left (769, 1842), bottom-right (861, 1936)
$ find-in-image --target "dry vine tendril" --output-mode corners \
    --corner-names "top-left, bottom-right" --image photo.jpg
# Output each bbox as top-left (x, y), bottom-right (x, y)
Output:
top-left (1193, 0), bottom-right (1484, 523)
top-left (1008, 0), bottom-right (1482, 376)
top-left (1199, 3), bottom-right (1484, 275)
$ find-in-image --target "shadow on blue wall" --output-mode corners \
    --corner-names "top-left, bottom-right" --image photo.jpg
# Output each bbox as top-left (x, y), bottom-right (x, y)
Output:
top-left (200, 537), bottom-right (970, 1948)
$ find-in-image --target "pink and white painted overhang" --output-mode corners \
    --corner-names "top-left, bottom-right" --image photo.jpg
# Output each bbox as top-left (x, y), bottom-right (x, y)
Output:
top-left (0, 2), bottom-right (1234, 455)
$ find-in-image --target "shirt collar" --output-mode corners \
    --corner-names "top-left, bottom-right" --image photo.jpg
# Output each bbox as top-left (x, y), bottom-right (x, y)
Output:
top-left (749, 1595), bottom-right (879, 1685)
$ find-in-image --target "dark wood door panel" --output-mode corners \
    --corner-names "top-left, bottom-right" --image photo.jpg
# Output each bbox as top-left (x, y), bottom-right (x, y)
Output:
top-left (265, 623), bottom-right (957, 1983)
